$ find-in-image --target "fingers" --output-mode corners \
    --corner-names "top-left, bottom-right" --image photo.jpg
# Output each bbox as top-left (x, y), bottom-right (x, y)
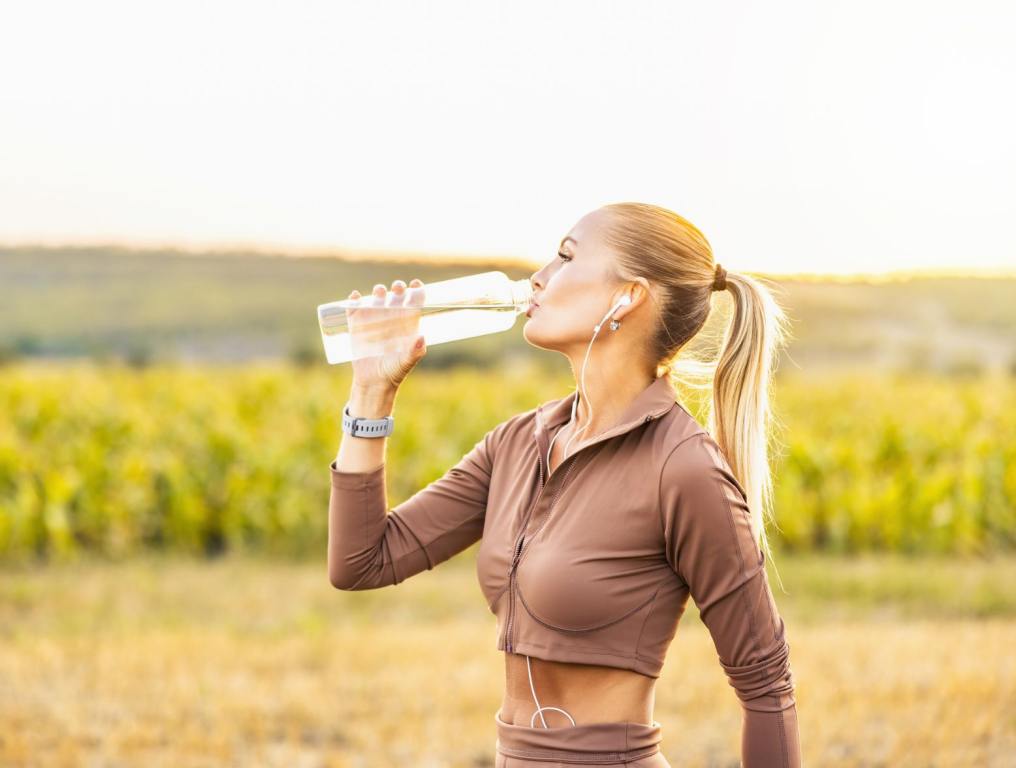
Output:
top-left (347, 288), bottom-right (362, 314)
top-left (350, 279), bottom-right (424, 308)
top-left (387, 279), bottom-right (407, 307)
top-left (407, 277), bottom-right (425, 306)
top-left (354, 283), bottom-right (388, 311)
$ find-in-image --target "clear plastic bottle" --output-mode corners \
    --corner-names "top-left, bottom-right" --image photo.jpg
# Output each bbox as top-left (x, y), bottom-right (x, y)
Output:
top-left (316, 270), bottom-right (534, 365)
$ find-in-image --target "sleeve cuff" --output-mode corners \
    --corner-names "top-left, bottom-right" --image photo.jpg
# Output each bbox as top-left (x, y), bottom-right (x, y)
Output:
top-left (329, 459), bottom-right (386, 490)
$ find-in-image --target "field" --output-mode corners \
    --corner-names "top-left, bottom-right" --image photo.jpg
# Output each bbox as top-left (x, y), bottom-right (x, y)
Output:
top-left (2, 363), bottom-right (1014, 562)
top-left (3, 251), bottom-right (1016, 767)
top-left (1, 553), bottom-right (1014, 767)
top-left (1, 360), bottom-right (1015, 765)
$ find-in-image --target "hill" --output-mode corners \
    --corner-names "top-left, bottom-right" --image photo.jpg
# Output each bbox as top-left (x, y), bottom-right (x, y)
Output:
top-left (2, 245), bottom-right (1013, 375)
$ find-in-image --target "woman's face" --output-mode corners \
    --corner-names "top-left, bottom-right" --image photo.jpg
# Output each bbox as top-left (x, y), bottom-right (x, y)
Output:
top-left (524, 209), bottom-right (634, 357)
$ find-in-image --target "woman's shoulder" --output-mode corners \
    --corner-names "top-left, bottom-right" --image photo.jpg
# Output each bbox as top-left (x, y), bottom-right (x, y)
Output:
top-left (655, 412), bottom-right (744, 506)
top-left (655, 402), bottom-right (713, 459)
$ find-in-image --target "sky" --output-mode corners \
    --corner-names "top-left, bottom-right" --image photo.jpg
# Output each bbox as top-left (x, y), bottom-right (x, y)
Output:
top-left (1, 0), bottom-right (1013, 277)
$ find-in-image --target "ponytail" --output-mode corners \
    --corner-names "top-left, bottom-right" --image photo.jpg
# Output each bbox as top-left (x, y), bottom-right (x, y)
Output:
top-left (706, 270), bottom-right (791, 589)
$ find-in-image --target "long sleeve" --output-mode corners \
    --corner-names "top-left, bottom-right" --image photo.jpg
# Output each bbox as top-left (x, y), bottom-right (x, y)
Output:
top-left (660, 433), bottom-right (801, 768)
top-left (328, 418), bottom-right (509, 590)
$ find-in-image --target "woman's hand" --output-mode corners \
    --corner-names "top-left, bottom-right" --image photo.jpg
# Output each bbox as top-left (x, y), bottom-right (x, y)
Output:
top-left (346, 278), bottom-right (427, 391)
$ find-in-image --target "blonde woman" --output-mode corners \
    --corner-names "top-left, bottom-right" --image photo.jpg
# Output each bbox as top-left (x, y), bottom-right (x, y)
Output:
top-left (329, 203), bottom-right (801, 767)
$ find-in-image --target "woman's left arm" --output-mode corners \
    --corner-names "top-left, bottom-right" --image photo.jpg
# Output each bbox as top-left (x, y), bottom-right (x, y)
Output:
top-left (660, 433), bottom-right (802, 768)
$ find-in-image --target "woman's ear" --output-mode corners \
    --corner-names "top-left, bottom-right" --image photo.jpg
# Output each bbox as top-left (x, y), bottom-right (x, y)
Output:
top-left (612, 279), bottom-right (652, 322)
top-left (633, 278), bottom-right (656, 307)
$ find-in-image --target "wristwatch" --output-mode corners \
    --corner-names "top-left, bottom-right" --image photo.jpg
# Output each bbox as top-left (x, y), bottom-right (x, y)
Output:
top-left (342, 402), bottom-right (395, 438)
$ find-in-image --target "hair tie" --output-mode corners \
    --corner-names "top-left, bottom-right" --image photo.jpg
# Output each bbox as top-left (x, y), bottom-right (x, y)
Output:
top-left (712, 263), bottom-right (728, 292)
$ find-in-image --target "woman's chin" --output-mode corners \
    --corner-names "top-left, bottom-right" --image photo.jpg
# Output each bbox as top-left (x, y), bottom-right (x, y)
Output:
top-left (522, 324), bottom-right (545, 346)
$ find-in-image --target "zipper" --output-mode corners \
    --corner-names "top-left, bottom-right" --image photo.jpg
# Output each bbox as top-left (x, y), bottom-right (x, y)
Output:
top-left (503, 548), bottom-right (521, 653)
top-left (504, 534), bottom-right (525, 653)
top-left (503, 453), bottom-right (544, 653)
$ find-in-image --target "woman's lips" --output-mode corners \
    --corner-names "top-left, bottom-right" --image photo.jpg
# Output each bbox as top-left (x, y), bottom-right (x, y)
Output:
top-left (526, 303), bottom-right (539, 317)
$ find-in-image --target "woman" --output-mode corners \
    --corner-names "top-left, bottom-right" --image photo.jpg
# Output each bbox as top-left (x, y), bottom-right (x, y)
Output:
top-left (328, 202), bottom-right (801, 767)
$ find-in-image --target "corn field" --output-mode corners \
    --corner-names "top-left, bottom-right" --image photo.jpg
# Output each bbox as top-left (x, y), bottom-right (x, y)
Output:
top-left (1, 361), bottom-right (1013, 562)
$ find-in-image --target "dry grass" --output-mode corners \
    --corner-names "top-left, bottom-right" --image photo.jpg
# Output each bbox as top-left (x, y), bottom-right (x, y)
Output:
top-left (1, 554), bottom-right (1014, 767)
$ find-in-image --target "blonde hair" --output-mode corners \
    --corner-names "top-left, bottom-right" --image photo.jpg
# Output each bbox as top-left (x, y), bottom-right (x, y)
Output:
top-left (599, 202), bottom-right (792, 587)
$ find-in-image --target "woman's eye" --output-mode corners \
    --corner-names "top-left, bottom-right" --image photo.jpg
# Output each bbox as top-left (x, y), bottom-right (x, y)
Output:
top-left (557, 252), bottom-right (572, 262)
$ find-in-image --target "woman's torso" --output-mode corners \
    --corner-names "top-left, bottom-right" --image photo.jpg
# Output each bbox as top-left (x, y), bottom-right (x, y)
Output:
top-left (499, 422), bottom-right (658, 727)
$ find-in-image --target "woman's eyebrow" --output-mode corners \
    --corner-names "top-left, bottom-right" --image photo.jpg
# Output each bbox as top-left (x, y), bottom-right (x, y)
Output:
top-left (560, 236), bottom-right (578, 248)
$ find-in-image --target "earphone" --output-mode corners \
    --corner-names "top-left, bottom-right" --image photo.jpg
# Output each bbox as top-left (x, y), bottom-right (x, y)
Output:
top-left (564, 292), bottom-right (632, 456)
top-left (593, 294), bottom-right (632, 333)
top-left (527, 655), bottom-right (576, 728)
top-left (526, 291), bottom-right (633, 729)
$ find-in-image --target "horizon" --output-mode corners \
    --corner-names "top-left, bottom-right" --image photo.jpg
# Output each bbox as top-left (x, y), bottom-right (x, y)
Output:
top-left (3, 238), bottom-right (1013, 282)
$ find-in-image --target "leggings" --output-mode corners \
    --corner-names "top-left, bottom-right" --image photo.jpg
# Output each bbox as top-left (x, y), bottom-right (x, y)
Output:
top-left (494, 708), bottom-right (671, 767)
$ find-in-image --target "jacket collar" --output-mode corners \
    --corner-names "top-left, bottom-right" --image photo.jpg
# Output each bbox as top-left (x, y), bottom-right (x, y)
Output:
top-left (534, 374), bottom-right (679, 454)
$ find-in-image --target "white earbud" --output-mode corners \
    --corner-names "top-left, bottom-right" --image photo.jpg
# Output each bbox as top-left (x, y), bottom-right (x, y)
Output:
top-left (593, 294), bottom-right (631, 333)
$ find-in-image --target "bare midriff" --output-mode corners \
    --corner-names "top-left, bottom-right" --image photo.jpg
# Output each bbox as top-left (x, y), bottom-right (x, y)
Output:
top-left (500, 653), bottom-right (657, 727)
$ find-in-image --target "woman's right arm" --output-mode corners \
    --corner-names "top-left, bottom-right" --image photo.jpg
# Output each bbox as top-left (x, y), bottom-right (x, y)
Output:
top-left (328, 382), bottom-right (510, 591)
top-left (328, 277), bottom-right (508, 589)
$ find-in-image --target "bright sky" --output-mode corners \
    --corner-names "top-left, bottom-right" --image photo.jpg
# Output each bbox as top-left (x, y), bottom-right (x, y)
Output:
top-left (1, 0), bottom-right (1013, 277)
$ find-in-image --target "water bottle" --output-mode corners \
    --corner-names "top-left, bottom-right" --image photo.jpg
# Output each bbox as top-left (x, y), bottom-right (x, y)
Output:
top-left (317, 270), bottom-right (535, 364)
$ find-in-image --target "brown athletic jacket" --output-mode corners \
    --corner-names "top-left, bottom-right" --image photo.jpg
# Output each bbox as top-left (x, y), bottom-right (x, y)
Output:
top-left (329, 374), bottom-right (801, 766)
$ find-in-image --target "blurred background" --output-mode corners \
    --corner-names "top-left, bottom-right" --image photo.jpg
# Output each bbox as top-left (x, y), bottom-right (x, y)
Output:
top-left (1, 1), bottom-right (1014, 766)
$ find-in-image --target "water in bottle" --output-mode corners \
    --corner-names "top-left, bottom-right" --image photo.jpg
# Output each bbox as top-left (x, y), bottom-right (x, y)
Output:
top-left (317, 270), bottom-right (535, 364)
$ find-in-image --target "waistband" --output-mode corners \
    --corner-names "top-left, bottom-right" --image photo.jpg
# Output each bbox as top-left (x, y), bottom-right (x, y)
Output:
top-left (494, 708), bottom-right (663, 764)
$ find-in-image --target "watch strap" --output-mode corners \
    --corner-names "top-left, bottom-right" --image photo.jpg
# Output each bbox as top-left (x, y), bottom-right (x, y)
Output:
top-left (342, 402), bottom-right (395, 438)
